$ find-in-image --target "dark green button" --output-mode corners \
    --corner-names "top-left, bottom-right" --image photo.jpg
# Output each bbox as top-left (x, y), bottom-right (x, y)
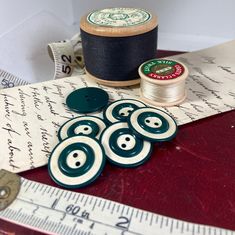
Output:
top-left (100, 122), bottom-right (152, 168)
top-left (48, 135), bottom-right (106, 188)
top-left (66, 87), bottom-right (109, 113)
top-left (128, 107), bottom-right (178, 142)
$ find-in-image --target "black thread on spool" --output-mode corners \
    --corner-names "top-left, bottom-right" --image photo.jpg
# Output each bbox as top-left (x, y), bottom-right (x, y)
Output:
top-left (80, 27), bottom-right (158, 82)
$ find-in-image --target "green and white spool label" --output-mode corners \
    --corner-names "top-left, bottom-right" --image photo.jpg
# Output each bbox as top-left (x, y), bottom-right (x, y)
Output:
top-left (142, 59), bottom-right (185, 80)
top-left (87, 8), bottom-right (151, 27)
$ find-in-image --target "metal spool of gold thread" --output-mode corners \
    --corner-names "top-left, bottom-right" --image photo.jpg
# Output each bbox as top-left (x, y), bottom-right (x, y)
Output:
top-left (80, 8), bottom-right (158, 87)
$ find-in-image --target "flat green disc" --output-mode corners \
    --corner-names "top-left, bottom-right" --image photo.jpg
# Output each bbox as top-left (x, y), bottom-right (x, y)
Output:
top-left (66, 87), bottom-right (109, 113)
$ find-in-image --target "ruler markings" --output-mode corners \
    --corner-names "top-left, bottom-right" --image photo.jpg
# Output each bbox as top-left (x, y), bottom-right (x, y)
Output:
top-left (34, 217), bottom-right (41, 228)
top-left (24, 180), bottom-right (32, 193)
top-left (80, 195), bottom-right (85, 203)
top-left (60, 224), bottom-right (67, 235)
top-left (50, 187), bottom-right (56, 197)
top-left (1, 175), bottom-right (234, 235)
top-left (135, 209), bottom-right (139, 218)
top-left (160, 216), bottom-right (164, 228)
top-left (72, 192), bottom-right (77, 201)
top-left (111, 203), bottom-right (115, 214)
top-left (57, 223), bottom-right (64, 234)
top-left (145, 211), bottom-right (148, 221)
top-left (13, 197), bottom-right (138, 234)
top-left (128, 207), bottom-right (135, 231)
top-left (121, 204), bottom-right (125, 215)
top-left (14, 208), bottom-right (22, 221)
top-left (34, 183), bottom-right (40, 193)
top-left (39, 183), bottom-right (44, 192)
top-left (187, 221), bottom-right (190, 231)
top-left (107, 200), bottom-right (111, 210)
top-left (125, 206), bottom-right (130, 216)
top-left (31, 182), bottom-right (36, 190)
top-left (75, 194), bottom-right (80, 204)
top-left (170, 219), bottom-right (174, 234)
top-left (155, 214), bottom-right (159, 225)
top-left (63, 190), bottom-right (68, 199)
top-left (116, 204), bottom-right (120, 213)
top-left (101, 200), bottom-right (106, 211)
top-left (91, 198), bottom-right (97, 211)
top-left (42, 184), bottom-right (48, 195)
top-left (139, 211), bottom-right (144, 223)
top-left (89, 197), bottom-right (93, 205)
top-left (50, 220), bottom-right (57, 232)
top-left (83, 195), bottom-right (89, 207)
top-left (150, 213), bottom-right (154, 226)
top-left (166, 217), bottom-right (169, 227)
top-left (67, 191), bottom-right (73, 201)
top-left (70, 223), bottom-right (77, 235)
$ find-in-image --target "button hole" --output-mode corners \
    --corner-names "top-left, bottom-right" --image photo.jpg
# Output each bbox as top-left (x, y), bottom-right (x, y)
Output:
top-left (73, 153), bottom-right (78, 158)
top-left (75, 161), bottom-right (81, 167)
top-left (121, 144), bottom-right (126, 148)
top-left (125, 137), bottom-right (130, 141)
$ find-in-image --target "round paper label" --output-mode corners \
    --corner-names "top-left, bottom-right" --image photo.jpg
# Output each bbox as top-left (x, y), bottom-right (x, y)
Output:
top-left (87, 8), bottom-right (151, 27)
top-left (142, 59), bottom-right (185, 80)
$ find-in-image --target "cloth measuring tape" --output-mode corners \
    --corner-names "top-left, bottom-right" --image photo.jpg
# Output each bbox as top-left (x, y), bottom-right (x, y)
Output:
top-left (48, 33), bottom-right (85, 79)
top-left (0, 169), bottom-right (234, 235)
top-left (0, 33), bottom-right (85, 87)
top-left (0, 69), bottom-right (29, 89)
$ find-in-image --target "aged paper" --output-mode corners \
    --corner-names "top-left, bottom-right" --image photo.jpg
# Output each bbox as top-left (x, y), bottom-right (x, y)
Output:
top-left (0, 40), bottom-right (235, 173)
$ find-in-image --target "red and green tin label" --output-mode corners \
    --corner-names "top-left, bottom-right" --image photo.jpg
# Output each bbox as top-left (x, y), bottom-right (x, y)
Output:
top-left (142, 59), bottom-right (184, 80)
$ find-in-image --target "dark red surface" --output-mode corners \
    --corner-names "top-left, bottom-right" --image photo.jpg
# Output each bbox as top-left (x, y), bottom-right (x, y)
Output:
top-left (1, 50), bottom-right (235, 234)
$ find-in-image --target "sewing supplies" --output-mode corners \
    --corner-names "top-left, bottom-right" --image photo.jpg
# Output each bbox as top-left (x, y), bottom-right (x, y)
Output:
top-left (58, 116), bottom-right (106, 141)
top-left (100, 122), bottom-right (152, 167)
top-left (66, 87), bottom-right (109, 113)
top-left (103, 99), bottom-right (146, 124)
top-left (128, 107), bottom-right (178, 142)
top-left (139, 59), bottom-right (189, 106)
top-left (48, 88), bottom-right (178, 186)
top-left (80, 7), bottom-right (158, 87)
top-left (1, 170), bottom-right (233, 235)
top-left (48, 135), bottom-right (106, 188)
top-left (0, 69), bottom-right (28, 88)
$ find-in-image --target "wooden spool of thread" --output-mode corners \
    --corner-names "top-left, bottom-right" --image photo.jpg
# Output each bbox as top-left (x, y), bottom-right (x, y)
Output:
top-left (139, 59), bottom-right (189, 106)
top-left (80, 8), bottom-right (158, 87)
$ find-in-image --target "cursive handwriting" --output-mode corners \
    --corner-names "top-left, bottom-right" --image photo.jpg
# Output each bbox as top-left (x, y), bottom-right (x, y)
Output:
top-left (64, 80), bottom-right (78, 91)
top-left (45, 96), bottom-right (60, 116)
top-left (2, 123), bottom-right (21, 138)
top-left (30, 86), bottom-right (43, 110)
top-left (0, 93), bottom-right (15, 121)
top-left (202, 56), bottom-right (216, 64)
top-left (218, 65), bottom-right (235, 75)
top-left (12, 88), bottom-right (30, 117)
top-left (193, 67), bottom-right (222, 84)
top-left (40, 127), bottom-right (52, 158)
top-left (8, 139), bottom-right (20, 171)
top-left (189, 75), bottom-right (222, 100)
top-left (52, 84), bottom-right (65, 98)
